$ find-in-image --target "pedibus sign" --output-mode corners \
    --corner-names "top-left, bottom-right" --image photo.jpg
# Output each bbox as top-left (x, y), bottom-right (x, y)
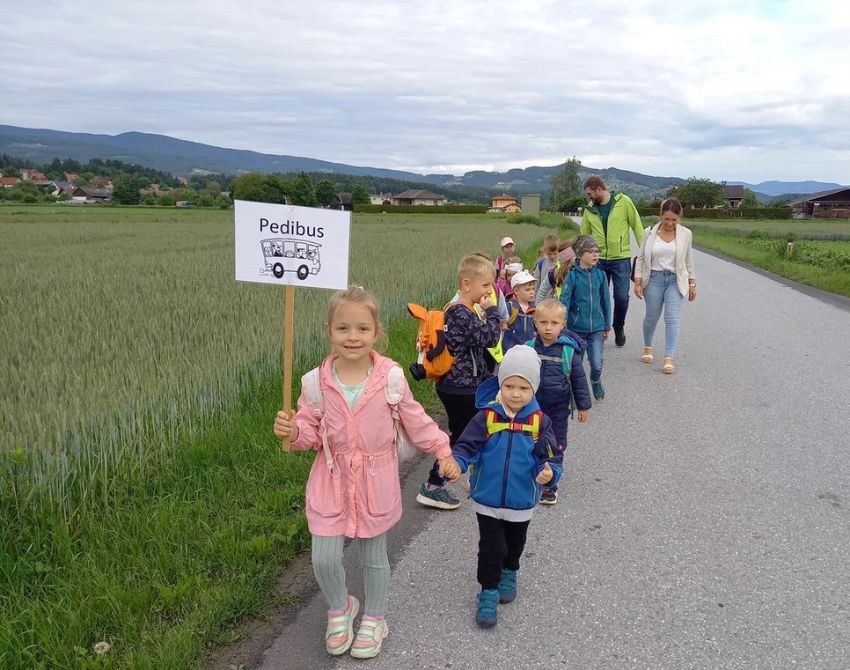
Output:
top-left (234, 200), bottom-right (351, 290)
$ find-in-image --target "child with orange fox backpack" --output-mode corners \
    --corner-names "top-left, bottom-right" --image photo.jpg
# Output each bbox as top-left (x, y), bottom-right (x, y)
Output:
top-left (408, 253), bottom-right (501, 510)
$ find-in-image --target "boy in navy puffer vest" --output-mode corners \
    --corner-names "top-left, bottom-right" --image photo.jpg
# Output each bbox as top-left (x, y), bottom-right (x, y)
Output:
top-left (529, 298), bottom-right (592, 505)
top-left (440, 345), bottom-right (560, 628)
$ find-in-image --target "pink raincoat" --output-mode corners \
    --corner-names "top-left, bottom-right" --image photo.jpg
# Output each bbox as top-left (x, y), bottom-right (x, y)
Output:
top-left (291, 352), bottom-right (451, 538)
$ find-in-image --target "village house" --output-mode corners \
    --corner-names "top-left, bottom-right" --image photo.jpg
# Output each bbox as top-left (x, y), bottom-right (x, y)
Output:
top-left (370, 193), bottom-right (392, 206)
top-left (489, 193), bottom-right (521, 213)
top-left (724, 185), bottom-right (746, 208)
top-left (53, 180), bottom-right (76, 195)
top-left (789, 187), bottom-right (850, 219)
top-left (390, 189), bottom-right (448, 206)
top-left (88, 176), bottom-right (113, 189)
top-left (0, 177), bottom-right (21, 188)
top-left (64, 172), bottom-right (79, 183)
top-left (20, 169), bottom-right (48, 181)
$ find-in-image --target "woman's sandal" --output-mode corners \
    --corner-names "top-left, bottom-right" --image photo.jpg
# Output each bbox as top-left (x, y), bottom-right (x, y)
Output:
top-left (662, 357), bottom-right (676, 374)
top-left (325, 595), bottom-right (359, 656)
top-left (641, 347), bottom-right (654, 364)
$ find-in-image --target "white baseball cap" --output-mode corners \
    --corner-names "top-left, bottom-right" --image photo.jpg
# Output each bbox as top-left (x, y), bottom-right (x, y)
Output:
top-left (500, 236), bottom-right (515, 247)
top-left (511, 269), bottom-right (536, 289)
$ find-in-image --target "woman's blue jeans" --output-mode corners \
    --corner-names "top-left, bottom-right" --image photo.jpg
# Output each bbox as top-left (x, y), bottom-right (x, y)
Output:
top-left (573, 331), bottom-right (604, 382)
top-left (642, 270), bottom-right (684, 357)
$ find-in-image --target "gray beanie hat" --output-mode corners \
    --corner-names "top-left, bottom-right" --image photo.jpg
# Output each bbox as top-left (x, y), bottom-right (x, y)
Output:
top-left (572, 234), bottom-right (600, 258)
top-left (497, 344), bottom-right (541, 392)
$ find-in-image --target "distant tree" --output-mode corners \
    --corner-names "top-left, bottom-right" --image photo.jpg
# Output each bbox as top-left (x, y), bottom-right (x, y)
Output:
top-left (231, 172), bottom-right (269, 202)
top-left (112, 176), bottom-right (141, 205)
top-left (742, 189), bottom-right (761, 208)
top-left (674, 177), bottom-right (725, 208)
top-left (564, 157), bottom-right (581, 198)
top-left (159, 193), bottom-right (175, 207)
top-left (636, 196), bottom-right (649, 208)
top-left (204, 180), bottom-right (222, 196)
top-left (351, 183), bottom-right (371, 205)
top-left (289, 172), bottom-right (316, 206)
top-left (315, 179), bottom-right (336, 207)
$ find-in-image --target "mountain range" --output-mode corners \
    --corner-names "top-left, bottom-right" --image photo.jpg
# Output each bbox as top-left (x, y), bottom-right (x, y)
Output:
top-left (0, 124), bottom-right (843, 202)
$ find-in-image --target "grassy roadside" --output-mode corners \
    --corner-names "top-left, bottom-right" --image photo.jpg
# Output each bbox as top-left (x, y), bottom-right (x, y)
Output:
top-left (692, 231), bottom-right (850, 298)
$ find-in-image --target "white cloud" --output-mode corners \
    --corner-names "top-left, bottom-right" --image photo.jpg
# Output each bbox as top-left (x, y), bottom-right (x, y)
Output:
top-left (0, 0), bottom-right (848, 182)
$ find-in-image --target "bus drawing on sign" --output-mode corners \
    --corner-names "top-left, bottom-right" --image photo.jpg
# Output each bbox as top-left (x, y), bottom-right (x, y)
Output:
top-left (260, 238), bottom-right (321, 280)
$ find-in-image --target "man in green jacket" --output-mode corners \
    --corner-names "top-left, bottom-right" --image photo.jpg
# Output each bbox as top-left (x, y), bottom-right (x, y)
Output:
top-left (580, 175), bottom-right (644, 347)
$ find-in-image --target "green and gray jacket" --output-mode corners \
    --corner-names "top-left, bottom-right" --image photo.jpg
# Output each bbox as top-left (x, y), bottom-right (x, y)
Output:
top-left (580, 192), bottom-right (644, 260)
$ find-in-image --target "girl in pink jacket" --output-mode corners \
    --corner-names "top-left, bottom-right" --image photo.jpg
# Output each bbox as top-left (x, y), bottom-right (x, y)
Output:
top-left (274, 286), bottom-right (459, 659)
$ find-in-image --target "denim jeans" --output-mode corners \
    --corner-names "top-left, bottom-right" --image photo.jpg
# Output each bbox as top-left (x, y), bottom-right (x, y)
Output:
top-left (598, 257), bottom-right (631, 332)
top-left (642, 270), bottom-right (684, 357)
top-left (573, 330), bottom-right (604, 382)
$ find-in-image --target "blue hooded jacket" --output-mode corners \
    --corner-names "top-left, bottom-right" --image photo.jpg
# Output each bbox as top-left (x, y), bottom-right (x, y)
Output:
top-left (560, 265), bottom-right (611, 334)
top-left (531, 333), bottom-right (593, 412)
top-left (451, 376), bottom-right (561, 510)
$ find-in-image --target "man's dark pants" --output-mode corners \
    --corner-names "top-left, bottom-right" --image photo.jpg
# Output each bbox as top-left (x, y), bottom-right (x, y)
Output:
top-left (598, 257), bottom-right (632, 333)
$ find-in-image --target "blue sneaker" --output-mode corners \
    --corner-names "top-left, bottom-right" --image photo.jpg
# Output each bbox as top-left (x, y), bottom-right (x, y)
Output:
top-left (415, 484), bottom-right (461, 510)
top-left (476, 589), bottom-right (499, 628)
top-left (591, 380), bottom-right (605, 400)
top-left (497, 569), bottom-right (517, 603)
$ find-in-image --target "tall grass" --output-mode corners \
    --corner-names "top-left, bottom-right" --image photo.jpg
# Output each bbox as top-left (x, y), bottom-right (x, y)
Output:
top-left (1, 207), bottom-right (548, 668)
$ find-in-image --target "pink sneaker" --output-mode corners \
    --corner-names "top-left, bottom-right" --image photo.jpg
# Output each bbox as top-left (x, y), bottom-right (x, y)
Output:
top-left (350, 616), bottom-right (389, 658)
top-left (325, 595), bottom-right (359, 656)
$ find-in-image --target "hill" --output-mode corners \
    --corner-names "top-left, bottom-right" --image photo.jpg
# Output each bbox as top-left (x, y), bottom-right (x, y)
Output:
top-left (2, 124), bottom-right (841, 203)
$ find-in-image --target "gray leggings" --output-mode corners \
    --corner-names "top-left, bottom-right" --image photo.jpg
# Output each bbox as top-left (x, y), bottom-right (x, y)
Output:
top-left (311, 533), bottom-right (390, 617)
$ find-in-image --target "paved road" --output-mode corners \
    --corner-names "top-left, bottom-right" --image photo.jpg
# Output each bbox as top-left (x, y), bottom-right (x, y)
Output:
top-left (259, 248), bottom-right (850, 669)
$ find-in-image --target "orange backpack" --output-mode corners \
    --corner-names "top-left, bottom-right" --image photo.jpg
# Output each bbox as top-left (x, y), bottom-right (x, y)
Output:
top-left (407, 302), bottom-right (464, 381)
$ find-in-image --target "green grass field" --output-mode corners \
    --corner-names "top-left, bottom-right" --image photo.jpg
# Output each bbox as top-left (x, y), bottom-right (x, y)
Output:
top-left (0, 205), bottom-right (566, 669)
top-left (679, 218), bottom-right (850, 297)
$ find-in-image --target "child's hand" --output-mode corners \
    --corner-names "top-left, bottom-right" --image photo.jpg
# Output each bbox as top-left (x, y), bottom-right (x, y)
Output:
top-left (602, 330), bottom-right (610, 341)
top-left (536, 463), bottom-right (554, 485)
top-left (479, 293), bottom-right (495, 310)
top-left (500, 322), bottom-right (508, 332)
top-left (273, 410), bottom-right (299, 441)
top-left (438, 456), bottom-right (461, 482)
top-left (577, 410), bottom-right (589, 423)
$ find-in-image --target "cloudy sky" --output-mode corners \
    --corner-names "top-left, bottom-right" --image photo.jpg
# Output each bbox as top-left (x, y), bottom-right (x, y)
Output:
top-left (2, 0), bottom-right (848, 183)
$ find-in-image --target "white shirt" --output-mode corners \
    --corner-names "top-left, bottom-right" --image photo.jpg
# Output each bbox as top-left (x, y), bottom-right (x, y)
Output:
top-left (650, 235), bottom-right (676, 272)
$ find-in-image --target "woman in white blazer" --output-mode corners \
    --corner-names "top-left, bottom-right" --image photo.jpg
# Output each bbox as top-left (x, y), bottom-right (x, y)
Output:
top-left (633, 198), bottom-right (697, 374)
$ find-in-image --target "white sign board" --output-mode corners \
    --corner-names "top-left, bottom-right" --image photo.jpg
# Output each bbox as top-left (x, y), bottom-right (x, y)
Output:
top-left (234, 200), bottom-right (351, 290)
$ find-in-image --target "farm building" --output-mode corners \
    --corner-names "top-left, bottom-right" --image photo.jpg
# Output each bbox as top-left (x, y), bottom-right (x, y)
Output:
top-left (724, 184), bottom-right (745, 208)
top-left (370, 193), bottom-right (392, 206)
top-left (333, 192), bottom-right (353, 211)
top-left (789, 188), bottom-right (850, 219)
top-left (391, 189), bottom-right (448, 206)
top-left (72, 187), bottom-right (112, 202)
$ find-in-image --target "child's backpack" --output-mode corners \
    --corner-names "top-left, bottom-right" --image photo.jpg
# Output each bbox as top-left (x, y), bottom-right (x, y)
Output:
top-left (300, 365), bottom-right (418, 467)
top-left (406, 302), bottom-right (457, 381)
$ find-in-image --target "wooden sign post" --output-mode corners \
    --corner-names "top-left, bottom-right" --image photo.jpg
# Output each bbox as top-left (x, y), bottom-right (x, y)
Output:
top-left (234, 200), bottom-right (351, 453)
top-left (281, 284), bottom-right (295, 451)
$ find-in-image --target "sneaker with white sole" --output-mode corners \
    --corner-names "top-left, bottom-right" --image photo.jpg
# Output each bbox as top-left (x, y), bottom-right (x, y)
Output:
top-left (539, 489), bottom-right (558, 505)
top-left (325, 595), bottom-right (359, 656)
top-left (416, 483), bottom-right (461, 510)
top-left (350, 617), bottom-right (389, 659)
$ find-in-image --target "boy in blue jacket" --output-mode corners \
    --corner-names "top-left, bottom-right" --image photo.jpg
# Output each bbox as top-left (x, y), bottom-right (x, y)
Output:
top-left (439, 345), bottom-right (560, 628)
top-left (530, 298), bottom-right (592, 504)
top-left (560, 235), bottom-right (611, 400)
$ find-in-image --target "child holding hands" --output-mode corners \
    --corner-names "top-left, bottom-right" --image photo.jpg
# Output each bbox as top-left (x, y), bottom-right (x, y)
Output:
top-left (440, 345), bottom-right (560, 628)
top-left (273, 286), bottom-right (455, 659)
